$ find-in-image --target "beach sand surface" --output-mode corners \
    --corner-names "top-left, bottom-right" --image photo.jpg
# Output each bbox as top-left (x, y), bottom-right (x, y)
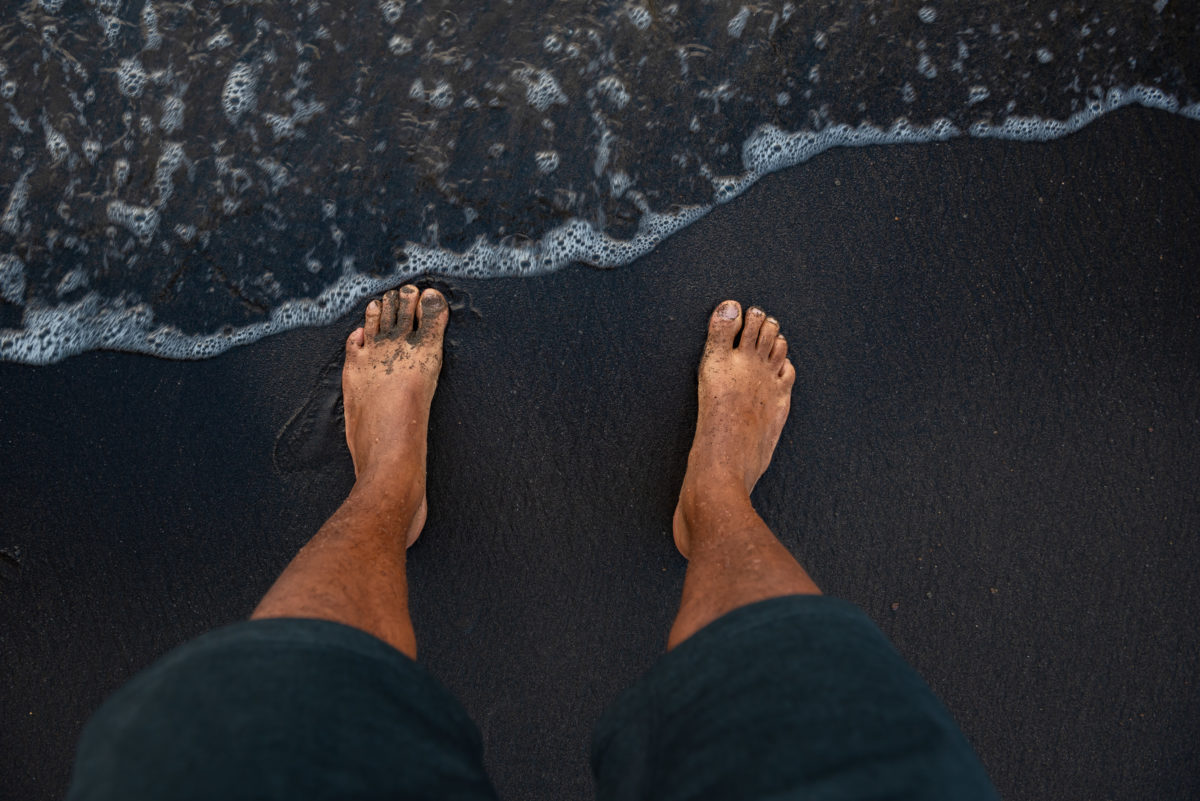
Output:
top-left (1, 106), bottom-right (1198, 801)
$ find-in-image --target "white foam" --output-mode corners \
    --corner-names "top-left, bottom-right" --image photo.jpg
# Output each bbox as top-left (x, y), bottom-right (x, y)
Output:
top-left (535, 150), bottom-right (560, 173)
top-left (43, 121), bottom-right (70, 165)
top-left (113, 158), bottom-right (130, 187)
top-left (389, 35), bottom-right (413, 56)
top-left (429, 81), bottom-right (454, 109)
top-left (515, 68), bottom-right (568, 112)
top-left (626, 5), bottom-right (651, 31)
top-left (221, 62), bottom-right (258, 124)
top-left (379, 0), bottom-right (404, 24)
top-left (107, 200), bottom-right (161, 244)
top-left (55, 268), bottom-right (88, 296)
top-left (728, 7), bottom-right (750, 39)
top-left (917, 53), bottom-right (937, 79)
top-left (160, 95), bottom-right (184, 133)
top-left (142, 2), bottom-right (162, 50)
top-left (0, 255), bottom-right (25, 305)
top-left (117, 58), bottom-right (148, 98)
top-left (153, 143), bottom-right (186, 206)
top-left (2, 169), bottom-right (31, 235)
top-left (596, 76), bottom-right (630, 109)
top-left (206, 29), bottom-right (232, 50)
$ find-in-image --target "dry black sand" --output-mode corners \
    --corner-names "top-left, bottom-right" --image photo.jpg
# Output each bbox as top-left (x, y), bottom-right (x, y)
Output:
top-left (2, 106), bottom-right (1198, 800)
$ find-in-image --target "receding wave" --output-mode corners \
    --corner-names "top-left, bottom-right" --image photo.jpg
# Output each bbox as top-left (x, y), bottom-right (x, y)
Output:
top-left (1, 0), bottom-right (1196, 364)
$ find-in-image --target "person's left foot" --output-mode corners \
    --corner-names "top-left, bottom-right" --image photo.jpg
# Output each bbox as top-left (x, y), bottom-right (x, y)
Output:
top-left (342, 285), bottom-right (449, 547)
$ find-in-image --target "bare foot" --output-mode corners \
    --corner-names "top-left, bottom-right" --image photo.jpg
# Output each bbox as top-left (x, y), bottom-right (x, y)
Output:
top-left (673, 300), bottom-right (795, 558)
top-left (342, 285), bottom-right (449, 547)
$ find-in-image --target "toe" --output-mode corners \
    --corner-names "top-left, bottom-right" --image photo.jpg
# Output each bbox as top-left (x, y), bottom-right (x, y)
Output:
top-left (706, 300), bottom-right (742, 350)
top-left (397, 285), bottom-right (419, 332)
top-left (779, 358), bottom-right (796, 384)
top-left (347, 326), bottom-right (365, 350)
top-left (740, 306), bottom-right (766, 351)
top-left (364, 300), bottom-right (381, 339)
top-left (380, 290), bottom-right (400, 334)
top-left (769, 334), bottom-right (787, 370)
top-left (757, 316), bottom-right (780, 356)
top-left (415, 288), bottom-right (449, 340)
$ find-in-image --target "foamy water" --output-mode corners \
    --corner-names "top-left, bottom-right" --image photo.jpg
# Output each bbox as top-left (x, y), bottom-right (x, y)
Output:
top-left (1, 0), bottom-right (1196, 364)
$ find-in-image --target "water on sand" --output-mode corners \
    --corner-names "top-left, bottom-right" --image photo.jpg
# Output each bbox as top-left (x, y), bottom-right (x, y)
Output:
top-left (0, 0), bottom-right (1197, 363)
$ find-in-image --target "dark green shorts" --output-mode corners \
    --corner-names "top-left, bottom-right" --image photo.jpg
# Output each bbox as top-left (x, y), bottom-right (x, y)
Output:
top-left (68, 596), bottom-right (998, 800)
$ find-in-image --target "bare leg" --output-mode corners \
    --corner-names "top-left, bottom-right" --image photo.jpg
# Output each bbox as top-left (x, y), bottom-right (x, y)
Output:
top-left (669, 300), bottom-right (821, 650)
top-left (251, 285), bottom-right (449, 660)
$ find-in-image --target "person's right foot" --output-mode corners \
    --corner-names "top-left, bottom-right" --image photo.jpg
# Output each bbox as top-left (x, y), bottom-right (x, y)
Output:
top-left (673, 300), bottom-right (795, 558)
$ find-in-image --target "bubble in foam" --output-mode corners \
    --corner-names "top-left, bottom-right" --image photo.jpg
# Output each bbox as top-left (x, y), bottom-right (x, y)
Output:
top-left (379, 0), bottom-right (404, 24)
top-left (388, 35), bottom-right (413, 55)
top-left (626, 5), bottom-right (651, 31)
top-left (206, 29), bottom-right (232, 50)
top-left (534, 150), bottom-right (560, 174)
top-left (515, 68), bottom-right (568, 112)
top-left (596, 76), bottom-right (630, 109)
top-left (113, 158), bottom-right (130, 187)
top-left (429, 81), bottom-right (454, 109)
top-left (265, 113), bottom-right (294, 138)
top-left (117, 58), bottom-right (148, 98)
top-left (142, 2), bottom-right (162, 50)
top-left (917, 53), bottom-right (937, 79)
top-left (56, 268), bottom-right (88, 297)
top-left (0, 255), bottom-right (25, 305)
top-left (160, 95), bottom-right (184, 133)
top-left (153, 143), bottom-right (186, 206)
top-left (2, 170), bottom-right (30, 235)
top-left (221, 62), bottom-right (258, 124)
top-left (728, 7), bottom-right (750, 39)
top-left (107, 200), bottom-right (161, 244)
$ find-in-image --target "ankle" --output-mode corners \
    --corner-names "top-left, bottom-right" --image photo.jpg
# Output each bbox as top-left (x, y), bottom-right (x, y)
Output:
top-left (348, 472), bottom-right (424, 519)
top-left (679, 468), bottom-right (752, 512)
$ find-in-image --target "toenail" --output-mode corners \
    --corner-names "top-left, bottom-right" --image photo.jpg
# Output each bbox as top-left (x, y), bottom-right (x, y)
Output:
top-left (749, 307), bottom-right (765, 318)
top-left (717, 301), bottom-right (738, 319)
top-left (401, 285), bottom-right (417, 294)
top-left (766, 316), bottom-right (778, 326)
top-left (368, 300), bottom-right (380, 311)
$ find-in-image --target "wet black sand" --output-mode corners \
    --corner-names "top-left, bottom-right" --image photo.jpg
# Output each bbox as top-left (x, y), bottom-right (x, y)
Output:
top-left (2, 106), bottom-right (1199, 801)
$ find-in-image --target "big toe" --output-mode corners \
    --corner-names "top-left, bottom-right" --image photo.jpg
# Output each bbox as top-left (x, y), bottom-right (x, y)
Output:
top-left (414, 288), bottom-right (450, 342)
top-left (706, 300), bottom-right (742, 350)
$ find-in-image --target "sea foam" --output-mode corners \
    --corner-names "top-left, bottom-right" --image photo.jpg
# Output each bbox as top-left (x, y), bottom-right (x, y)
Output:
top-left (0, 0), bottom-right (1196, 364)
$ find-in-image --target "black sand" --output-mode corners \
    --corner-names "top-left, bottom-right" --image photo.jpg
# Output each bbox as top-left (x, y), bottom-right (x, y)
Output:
top-left (2, 106), bottom-right (1199, 801)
